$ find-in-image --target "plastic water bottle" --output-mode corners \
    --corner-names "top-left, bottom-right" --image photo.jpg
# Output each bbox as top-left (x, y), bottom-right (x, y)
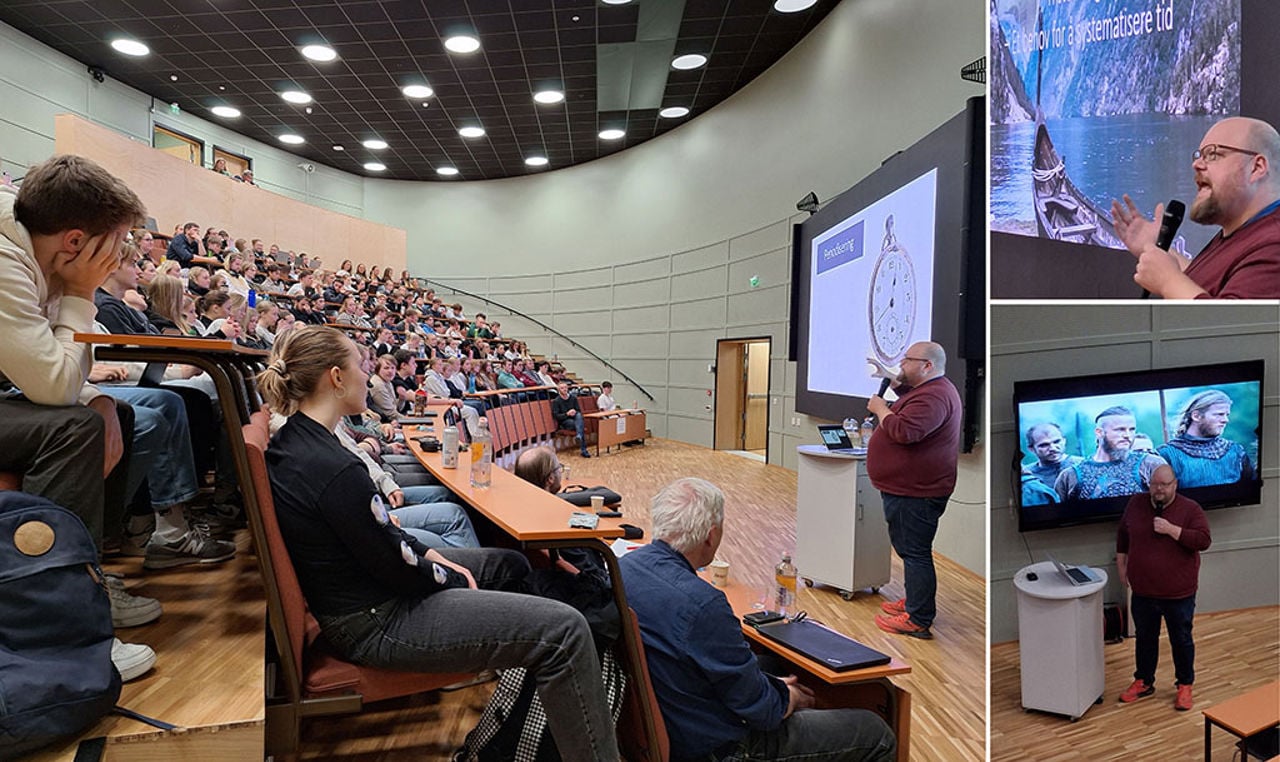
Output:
top-left (774, 554), bottom-right (797, 615)
top-left (843, 417), bottom-right (860, 447)
top-left (441, 425), bottom-right (458, 469)
top-left (470, 417), bottom-right (492, 488)
top-left (860, 417), bottom-right (876, 447)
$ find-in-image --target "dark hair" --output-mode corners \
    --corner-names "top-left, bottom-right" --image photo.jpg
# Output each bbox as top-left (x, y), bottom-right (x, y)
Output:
top-left (196, 290), bottom-right (231, 314)
top-left (1095, 406), bottom-right (1133, 423)
top-left (602, 381), bottom-right (613, 390)
top-left (15, 155), bottom-right (146, 236)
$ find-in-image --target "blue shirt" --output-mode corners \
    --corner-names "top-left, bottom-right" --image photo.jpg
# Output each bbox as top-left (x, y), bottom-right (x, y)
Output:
top-left (620, 541), bottom-right (788, 760)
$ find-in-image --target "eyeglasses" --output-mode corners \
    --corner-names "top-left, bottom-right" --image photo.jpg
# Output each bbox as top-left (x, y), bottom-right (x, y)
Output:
top-left (901, 356), bottom-right (931, 365)
top-left (1192, 144), bottom-right (1259, 163)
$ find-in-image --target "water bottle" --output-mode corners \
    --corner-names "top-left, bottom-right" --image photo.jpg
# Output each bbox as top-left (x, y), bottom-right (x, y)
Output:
top-left (860, 417), bottom-right (876, 447)
top-left (470, 417), bottom-right (492, 488)
top-left (441, 425), bottom-right (458, 469)
top-left (843, 417), bottom-right (860, 447)
top-left (774, 554), bottom-right (797, 615)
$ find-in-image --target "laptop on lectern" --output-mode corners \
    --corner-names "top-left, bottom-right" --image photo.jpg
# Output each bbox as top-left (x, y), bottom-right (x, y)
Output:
top-left (816, 425), bottom-right (865, 455)
top-left (1046, 553), bottom-right (1102, 586)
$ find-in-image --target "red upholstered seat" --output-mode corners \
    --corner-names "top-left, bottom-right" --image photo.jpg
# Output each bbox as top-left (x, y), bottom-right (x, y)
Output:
top-left (0, 472), bottom-right (21, 491)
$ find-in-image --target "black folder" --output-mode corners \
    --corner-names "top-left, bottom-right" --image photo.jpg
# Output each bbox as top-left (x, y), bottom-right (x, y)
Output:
top-left (755, 620), bottom-right (891, 672)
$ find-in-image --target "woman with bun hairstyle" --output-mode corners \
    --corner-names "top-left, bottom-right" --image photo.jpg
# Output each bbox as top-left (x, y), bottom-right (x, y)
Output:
top-left (256, 327), bottom-right (619, 762)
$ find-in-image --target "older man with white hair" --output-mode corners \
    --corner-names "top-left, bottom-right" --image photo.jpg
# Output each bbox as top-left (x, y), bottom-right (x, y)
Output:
top-left (620, 477), bottom-right (895, 762)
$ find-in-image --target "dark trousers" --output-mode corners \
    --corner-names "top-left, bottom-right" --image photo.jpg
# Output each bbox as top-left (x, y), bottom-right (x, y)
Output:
top-left (881, 493), bottom-right (948, 629)
top-left (1131, 593), bottom-right (1196, 687)
top-left (0, 398), bottom-right (107, 547)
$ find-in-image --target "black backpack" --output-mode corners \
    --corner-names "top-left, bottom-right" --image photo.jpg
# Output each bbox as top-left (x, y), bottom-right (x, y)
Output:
top-left (0, 491), bottom-right (121, 758)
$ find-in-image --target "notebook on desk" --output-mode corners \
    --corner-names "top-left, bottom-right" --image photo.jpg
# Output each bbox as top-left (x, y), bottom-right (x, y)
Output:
top-left (754, 619), bottom-right (891, 672)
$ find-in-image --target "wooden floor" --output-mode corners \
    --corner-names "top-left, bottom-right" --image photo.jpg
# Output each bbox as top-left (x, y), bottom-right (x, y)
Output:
top-left (29, 532), bottom-right (266, 761)
top-left (293, 437), bottom-right (989, 761)
top-left (990, 606), bottom-right (1280, 761)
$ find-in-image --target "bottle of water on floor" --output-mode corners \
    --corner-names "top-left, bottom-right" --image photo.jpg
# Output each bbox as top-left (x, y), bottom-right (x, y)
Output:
top-left (775, 554), bottom-right (797, 615)
top-left (470, 418), bottom-right (492, 488)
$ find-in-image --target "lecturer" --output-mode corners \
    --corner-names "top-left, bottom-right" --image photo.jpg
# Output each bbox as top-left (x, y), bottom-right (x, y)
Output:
top-left (865, 341), bottom-right (962, 640)
top-left (1111, 116), bottom-right (1280, 299)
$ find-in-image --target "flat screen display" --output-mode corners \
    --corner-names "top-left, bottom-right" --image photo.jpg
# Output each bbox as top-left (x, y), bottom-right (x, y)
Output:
top-left (1015, 360), bottom-right (1264, 532)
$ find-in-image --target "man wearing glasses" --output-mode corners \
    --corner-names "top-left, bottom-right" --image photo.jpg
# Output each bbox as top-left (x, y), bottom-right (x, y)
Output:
top-left (1111, 116), bottom-right (1280, 298)
top-left (864, 342), bottom-right (962, 639)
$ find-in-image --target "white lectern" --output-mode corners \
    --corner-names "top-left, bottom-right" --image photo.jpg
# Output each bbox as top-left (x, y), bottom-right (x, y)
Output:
top-left (794, 445), bottom-right (891, 600)
top-left (1014, 561), bottom-right (1108, 720)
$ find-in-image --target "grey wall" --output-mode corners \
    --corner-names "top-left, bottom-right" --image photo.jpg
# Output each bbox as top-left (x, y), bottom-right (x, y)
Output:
top-left (990, 304), bottom-right (1280, 643)
top-left (0, 20), bottom-right (363, 217)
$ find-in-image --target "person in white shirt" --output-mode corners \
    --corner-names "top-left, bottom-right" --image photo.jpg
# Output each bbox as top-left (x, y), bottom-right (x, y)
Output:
top-left (422, 356), bottom-right (479, 438)
top-left (597, 381), bottom-right (617, 412)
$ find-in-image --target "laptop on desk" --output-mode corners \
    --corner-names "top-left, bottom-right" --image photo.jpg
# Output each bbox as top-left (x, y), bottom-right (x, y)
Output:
top-left (816, 425), bottom-right (866, 456)
top-left (1046, 553), bottom-right (1102, 586)
top-left (754, 619), bottom-right (891, 672)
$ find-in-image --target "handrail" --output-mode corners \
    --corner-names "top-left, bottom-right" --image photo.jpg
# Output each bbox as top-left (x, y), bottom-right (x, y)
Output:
top-left (417, 277), bottom-right (654, 401)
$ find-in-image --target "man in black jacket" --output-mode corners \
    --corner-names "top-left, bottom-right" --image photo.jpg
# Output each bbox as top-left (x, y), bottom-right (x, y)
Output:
top-left (551, 382), bottom-right (590, 458)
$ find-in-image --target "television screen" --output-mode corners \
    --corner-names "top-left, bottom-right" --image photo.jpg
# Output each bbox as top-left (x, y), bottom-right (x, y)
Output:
top-left (990, 0), bottom-right (1242, 254)
top-left (1015, 360), bottom-right (1264, 532)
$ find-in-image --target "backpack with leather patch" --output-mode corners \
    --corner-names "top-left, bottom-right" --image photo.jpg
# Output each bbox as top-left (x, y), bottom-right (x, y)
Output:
top-left (0, 491), bottom-right (121, 759)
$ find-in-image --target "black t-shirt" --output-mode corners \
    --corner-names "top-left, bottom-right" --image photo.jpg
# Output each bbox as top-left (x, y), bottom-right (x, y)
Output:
top-left (391, 373), bottom-right (419, 398)
top-left (266, 413), bottom-right (468, 616)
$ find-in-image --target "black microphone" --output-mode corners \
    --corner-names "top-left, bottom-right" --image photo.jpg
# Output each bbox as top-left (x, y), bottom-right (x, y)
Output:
top-left (1143, 199), bottom-right (1186, 299)
top-left (1153, 500), bottom-right (1164, 517)
top-left (1156, 200), bottom-right (1186, 251)
top-left (877, 377), bottom-right (892, 397)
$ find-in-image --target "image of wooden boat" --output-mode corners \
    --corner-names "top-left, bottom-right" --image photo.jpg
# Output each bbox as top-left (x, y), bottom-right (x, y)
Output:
top-left (1031, 110), bottom-right (1124, 247)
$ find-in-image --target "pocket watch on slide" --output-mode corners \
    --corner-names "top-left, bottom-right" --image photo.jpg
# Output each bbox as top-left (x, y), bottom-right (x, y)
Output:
top-left (867, 214), bottom-right (916, 364)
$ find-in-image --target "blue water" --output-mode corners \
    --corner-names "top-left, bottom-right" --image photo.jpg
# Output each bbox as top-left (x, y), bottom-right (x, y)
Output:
top-left (991, 114), bottom-right (1220, 253)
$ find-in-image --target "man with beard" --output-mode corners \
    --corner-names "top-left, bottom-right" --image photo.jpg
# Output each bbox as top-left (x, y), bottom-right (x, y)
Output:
top-left (1020, 422), bottom-right (1082, 506)
top-left (865, 341), bottom-right (962, 639)
top-left (1156, 390), bottom-right (1255, 488)
top-left (1055, 406), bottom-right (1167, 501)
top-left (1112, 117), bottom-right (1280, 299)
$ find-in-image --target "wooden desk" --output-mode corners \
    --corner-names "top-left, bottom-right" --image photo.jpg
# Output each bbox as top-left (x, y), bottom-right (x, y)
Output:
top-left (585, 409), bottom-right (647, 455)
top-left (700, 575), bottom-right (912, 761)
top-left (1204, 680), bottom-right (1279, 761)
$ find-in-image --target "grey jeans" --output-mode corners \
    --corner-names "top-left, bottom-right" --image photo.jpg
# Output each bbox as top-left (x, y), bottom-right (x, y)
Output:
top-left (317, 547), bottom-right (620, 762)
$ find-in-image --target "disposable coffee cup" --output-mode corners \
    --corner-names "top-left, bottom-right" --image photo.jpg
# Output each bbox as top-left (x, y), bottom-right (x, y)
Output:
top-left (590, 495), bottom-right (605, 510)
top-left (710, 559), bottom-right (730, 587)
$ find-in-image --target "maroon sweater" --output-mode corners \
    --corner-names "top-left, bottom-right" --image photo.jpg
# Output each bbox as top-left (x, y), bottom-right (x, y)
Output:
top-left (1116, 493), bottom-right (1211, 599)
top-left (1186, 205), bottom-right (1280, 299)
top-left (865, 375), bottom-right (962, 497)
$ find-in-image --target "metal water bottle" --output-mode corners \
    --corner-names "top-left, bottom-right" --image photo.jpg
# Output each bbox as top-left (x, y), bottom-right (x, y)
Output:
top-left (470, 417), bottom-right (492, 488)
top-left (441, 425), bottom-right (458, 469)
top-left (774, 554), bottom-right (797, 615)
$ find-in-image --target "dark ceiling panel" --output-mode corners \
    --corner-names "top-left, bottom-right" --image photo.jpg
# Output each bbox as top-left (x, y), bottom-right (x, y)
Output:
top-left (0, 0), bottom-right (837, 181)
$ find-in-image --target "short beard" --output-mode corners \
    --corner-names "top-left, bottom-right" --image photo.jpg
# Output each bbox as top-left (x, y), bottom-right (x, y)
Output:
top-left (1101, 440), bottom-right (1130, 461)
top-left (1190, 193), bottom-right (1220, 226)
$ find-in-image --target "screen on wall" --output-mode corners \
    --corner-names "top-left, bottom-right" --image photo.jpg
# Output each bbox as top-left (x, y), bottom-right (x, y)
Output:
top-left (990, 0), bottom-right (1242, 255)
top-left (1014, 360), bottom-right (1264, 532)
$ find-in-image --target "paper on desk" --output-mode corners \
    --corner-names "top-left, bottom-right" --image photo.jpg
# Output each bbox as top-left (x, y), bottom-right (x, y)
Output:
top-left (611, 538), bottom-right (644, 557)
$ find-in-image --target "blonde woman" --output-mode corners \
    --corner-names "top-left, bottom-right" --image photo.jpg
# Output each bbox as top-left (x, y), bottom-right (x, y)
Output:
top-left (256, 326), bottom-right (619, 762)
top-left (145, 274), bottom-right (193, 335)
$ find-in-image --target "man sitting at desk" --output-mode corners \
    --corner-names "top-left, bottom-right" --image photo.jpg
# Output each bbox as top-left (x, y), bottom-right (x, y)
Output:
top-left (620, 477), bottom-right (895, 762)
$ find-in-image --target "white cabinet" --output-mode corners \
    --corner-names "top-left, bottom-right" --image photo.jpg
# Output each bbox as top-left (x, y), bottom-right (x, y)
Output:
top-left (794, 445), bottom-right (892, 600)
top-left (1014, 561), bottom-right (1108, 720)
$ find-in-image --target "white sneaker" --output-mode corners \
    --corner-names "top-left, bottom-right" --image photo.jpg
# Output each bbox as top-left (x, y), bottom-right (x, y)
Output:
top-left (111, 638), bottom-right (156, 682)
top-left (105, 574), bottom-right (163, 628)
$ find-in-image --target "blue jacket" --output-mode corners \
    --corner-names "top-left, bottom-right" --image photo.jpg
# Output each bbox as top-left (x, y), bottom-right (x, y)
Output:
top-left (620, 541), bottom-right (788, 760)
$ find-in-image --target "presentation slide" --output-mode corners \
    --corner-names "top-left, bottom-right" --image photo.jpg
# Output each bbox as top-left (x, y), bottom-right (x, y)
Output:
top-left (807, 169), bottom-right (937, 398)
top-left (990, 0), bottom-right (1241, 254)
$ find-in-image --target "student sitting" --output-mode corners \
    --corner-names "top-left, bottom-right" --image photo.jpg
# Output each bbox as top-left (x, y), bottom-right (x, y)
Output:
top-left (258, 326), bottom-right (620, 762)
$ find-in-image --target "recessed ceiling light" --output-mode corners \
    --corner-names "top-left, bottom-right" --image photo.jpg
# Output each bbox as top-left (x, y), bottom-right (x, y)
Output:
top-left (362, 139), bottom-right (388, 150)
top-left (402, 84), bottom-right (434, 99)
top-left (601, 0), bottom-right (633, 4)
top-left (363, 162), bottom-right (386, 172)
top-left (300, 44), bottom-right (337, 62)
top-left (773, 0), bottom-right (818, 11)
top-left (659, 106), bottom-right (690, 118)
top-left (524, 156), bottom-right (549, 167)
top-left (672, 54), bottom-right (708, 70)
top-left (444, 35), bottom-right (480, 54)
top-left (332, 145), bottom-right (345, 151)
top-left (278, 133), bottom-right (305, 145)
top-left (458, 126), bottom-right (486, 139)
top-left (304, 106), bottom-right (312, 114)
top-left (218, 85), bottom-right (226, 91)
top-left (533, 89), bottom-right (565, 105)
top-left (281, 90), bottom-right (312, 105)
top-left (110, 38), bottom-right (149, 56)
top-left (210, 105), bottom-right (241, 118)
top-left (437, 166), bottom-right (459, 177)
top-left (598, 128), bottom-right (626, 140)
top-left (169, 75), bottom-right (178, 82)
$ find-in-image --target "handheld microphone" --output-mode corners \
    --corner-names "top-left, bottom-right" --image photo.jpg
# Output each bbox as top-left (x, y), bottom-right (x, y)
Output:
top-left (877, 377), bottom-right (892, 398)
top-left (1156, 200), bottom-right (1186, 251)
top-left (1142, 199), bottom-right (1186, 299)
top-left (1153, 500), bottom-right (1164, 518)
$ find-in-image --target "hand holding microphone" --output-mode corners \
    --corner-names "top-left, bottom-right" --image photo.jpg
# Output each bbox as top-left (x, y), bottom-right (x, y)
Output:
top-left (1138, 199), bottom-right (1186, 298)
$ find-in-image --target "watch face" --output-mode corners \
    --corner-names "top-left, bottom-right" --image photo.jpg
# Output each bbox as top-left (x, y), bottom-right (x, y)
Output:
top-left (868, 217), bottom-right (916, 364)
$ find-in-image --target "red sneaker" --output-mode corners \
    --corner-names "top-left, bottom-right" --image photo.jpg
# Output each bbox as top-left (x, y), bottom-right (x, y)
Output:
top-left (1118, 680), bottom-right (1155, 703)
top-left (1174, 684), bottom-right (1193, 711)
top-left (875, 611), bottom-right (932, 639)
top-left (880, 598), bottom-right (906, 615)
